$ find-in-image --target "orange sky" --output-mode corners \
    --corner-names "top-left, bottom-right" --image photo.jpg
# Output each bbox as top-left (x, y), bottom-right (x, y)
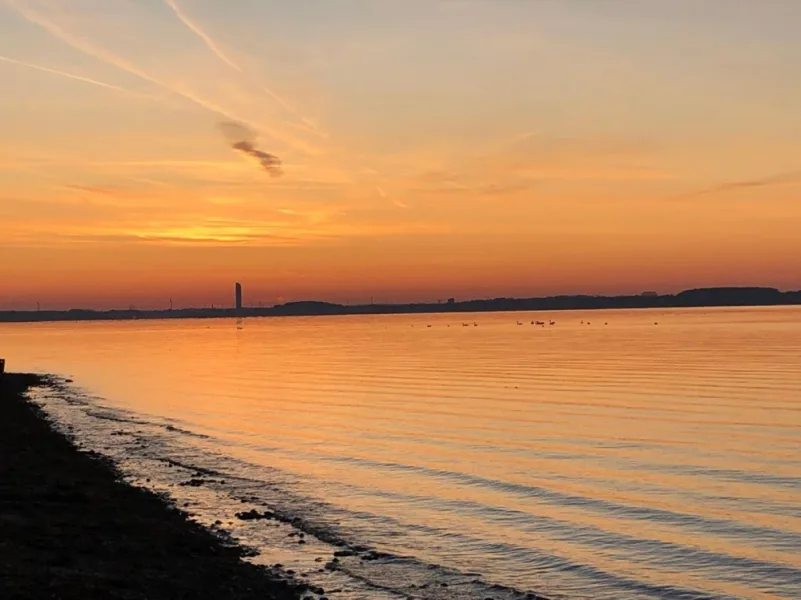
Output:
top-left (2, 1), bottom-right (800, 310)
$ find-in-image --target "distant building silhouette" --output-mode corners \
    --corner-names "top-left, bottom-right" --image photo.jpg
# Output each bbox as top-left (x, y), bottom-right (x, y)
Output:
top-left (235, 282), bottom-right (242, 311)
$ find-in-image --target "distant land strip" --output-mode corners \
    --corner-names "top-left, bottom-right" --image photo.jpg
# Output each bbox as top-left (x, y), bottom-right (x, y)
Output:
top-left (1, 287), bottom-right (799, 324)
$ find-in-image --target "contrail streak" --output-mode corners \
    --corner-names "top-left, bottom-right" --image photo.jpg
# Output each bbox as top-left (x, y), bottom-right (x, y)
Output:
top-left (0, 54), bottom-right (151, 98)
top-left (163, 0), bottom-right (240, 72)
top-left (509, 130), bottom-right (539, 145)
top-left (163, 0), bottom-right (324, 136)
top-left (375, 185), bottom-right (408, 208)
top-left (7, 0), bottom-right (318, 153)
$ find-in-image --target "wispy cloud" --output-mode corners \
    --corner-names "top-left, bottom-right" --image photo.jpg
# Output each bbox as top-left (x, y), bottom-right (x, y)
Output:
top-left (0, 54), bottom-right (155, 99)
top-left (90, 159), bottom-right (251, 172)
top-left (673, 169), bottom-right (801, 200)
top-left (367, 132), bottom-right (672, 204)
top-left (375, 184), bottom-right (408, 208)
top-left (507, 130), bottom-right (540, 146)
top-left (1, 199), bottom-right (448, 247)
top-left (135, 226), bottom-right (307, 246)
top-left (56, 183), bottom-right (178, 208)
top-left (60, 184), bottom-right (137, 203)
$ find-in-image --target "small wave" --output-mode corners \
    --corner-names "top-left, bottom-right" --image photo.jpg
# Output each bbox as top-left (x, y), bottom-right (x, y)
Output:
top-left (314, 453), bottom-right (801, 551)
top-left (32, 383), bottom-right (554, 600)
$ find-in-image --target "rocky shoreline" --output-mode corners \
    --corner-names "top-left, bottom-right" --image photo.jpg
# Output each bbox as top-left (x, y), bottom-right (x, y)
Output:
top-left (0, 373), bottom-right (305, 600)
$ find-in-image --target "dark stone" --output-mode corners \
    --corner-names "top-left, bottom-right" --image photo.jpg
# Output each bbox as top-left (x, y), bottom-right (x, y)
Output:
top-left (235, 509), bottom-right (272, 521)
top-left (180, 478), bottom-right (205, 487)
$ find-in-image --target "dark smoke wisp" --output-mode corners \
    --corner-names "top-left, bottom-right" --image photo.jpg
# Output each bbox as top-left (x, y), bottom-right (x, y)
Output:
top-left (218, 121), bottom-right (283, 177)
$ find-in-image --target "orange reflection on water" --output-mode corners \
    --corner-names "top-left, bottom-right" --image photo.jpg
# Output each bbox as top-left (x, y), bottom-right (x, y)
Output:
top-left (3, 306), bottom-right (801, 599)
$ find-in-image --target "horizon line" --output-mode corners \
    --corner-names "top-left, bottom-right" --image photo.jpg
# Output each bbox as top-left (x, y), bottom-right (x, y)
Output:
top-left (1, 286), bottom-right (798, 321)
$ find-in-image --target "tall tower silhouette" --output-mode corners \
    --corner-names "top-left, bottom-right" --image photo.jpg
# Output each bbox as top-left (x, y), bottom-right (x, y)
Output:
top-left (235, 282), bottom-right (242, 311)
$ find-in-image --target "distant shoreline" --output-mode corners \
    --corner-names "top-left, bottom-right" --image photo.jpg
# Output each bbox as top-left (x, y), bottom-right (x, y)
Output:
top-left (1, 286), bottom-right (799, 323)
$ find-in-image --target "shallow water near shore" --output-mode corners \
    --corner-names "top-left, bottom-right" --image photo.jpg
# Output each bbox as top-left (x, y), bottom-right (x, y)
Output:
top-left (4, 306), bottom-right (801, 599)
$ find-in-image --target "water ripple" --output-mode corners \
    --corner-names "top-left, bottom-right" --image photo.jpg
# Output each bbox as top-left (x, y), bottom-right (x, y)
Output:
top-left (4, 306), bottom-right (800, 600)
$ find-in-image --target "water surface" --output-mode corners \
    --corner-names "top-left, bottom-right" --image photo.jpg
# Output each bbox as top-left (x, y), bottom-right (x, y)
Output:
top-left (3, 307), bottom-right (801, 599)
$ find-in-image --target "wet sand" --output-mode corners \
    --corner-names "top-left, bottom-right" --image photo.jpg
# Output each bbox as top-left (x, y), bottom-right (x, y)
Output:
top-left (0, 373), bottom-right (304, 600)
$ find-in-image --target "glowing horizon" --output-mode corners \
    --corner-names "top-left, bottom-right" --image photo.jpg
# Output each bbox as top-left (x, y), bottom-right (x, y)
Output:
top-left (2, 1), bottom-right (800, 310)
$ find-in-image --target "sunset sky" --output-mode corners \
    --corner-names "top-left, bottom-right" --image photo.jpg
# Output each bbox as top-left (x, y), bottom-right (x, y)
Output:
top-left (2, 0), bottom-right (800, 310)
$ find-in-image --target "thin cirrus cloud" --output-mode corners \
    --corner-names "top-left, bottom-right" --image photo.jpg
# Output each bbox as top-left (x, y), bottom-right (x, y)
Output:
top-left (59, 184), bottom-right (142, 205)
top-left (673, 169), bottom-right (801, 200)
top-left (379, 137), bottom-right (672, 201)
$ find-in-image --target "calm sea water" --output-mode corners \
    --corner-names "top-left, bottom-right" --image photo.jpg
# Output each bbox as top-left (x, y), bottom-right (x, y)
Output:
top-left (3, 307), bottom-right (801, 599)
